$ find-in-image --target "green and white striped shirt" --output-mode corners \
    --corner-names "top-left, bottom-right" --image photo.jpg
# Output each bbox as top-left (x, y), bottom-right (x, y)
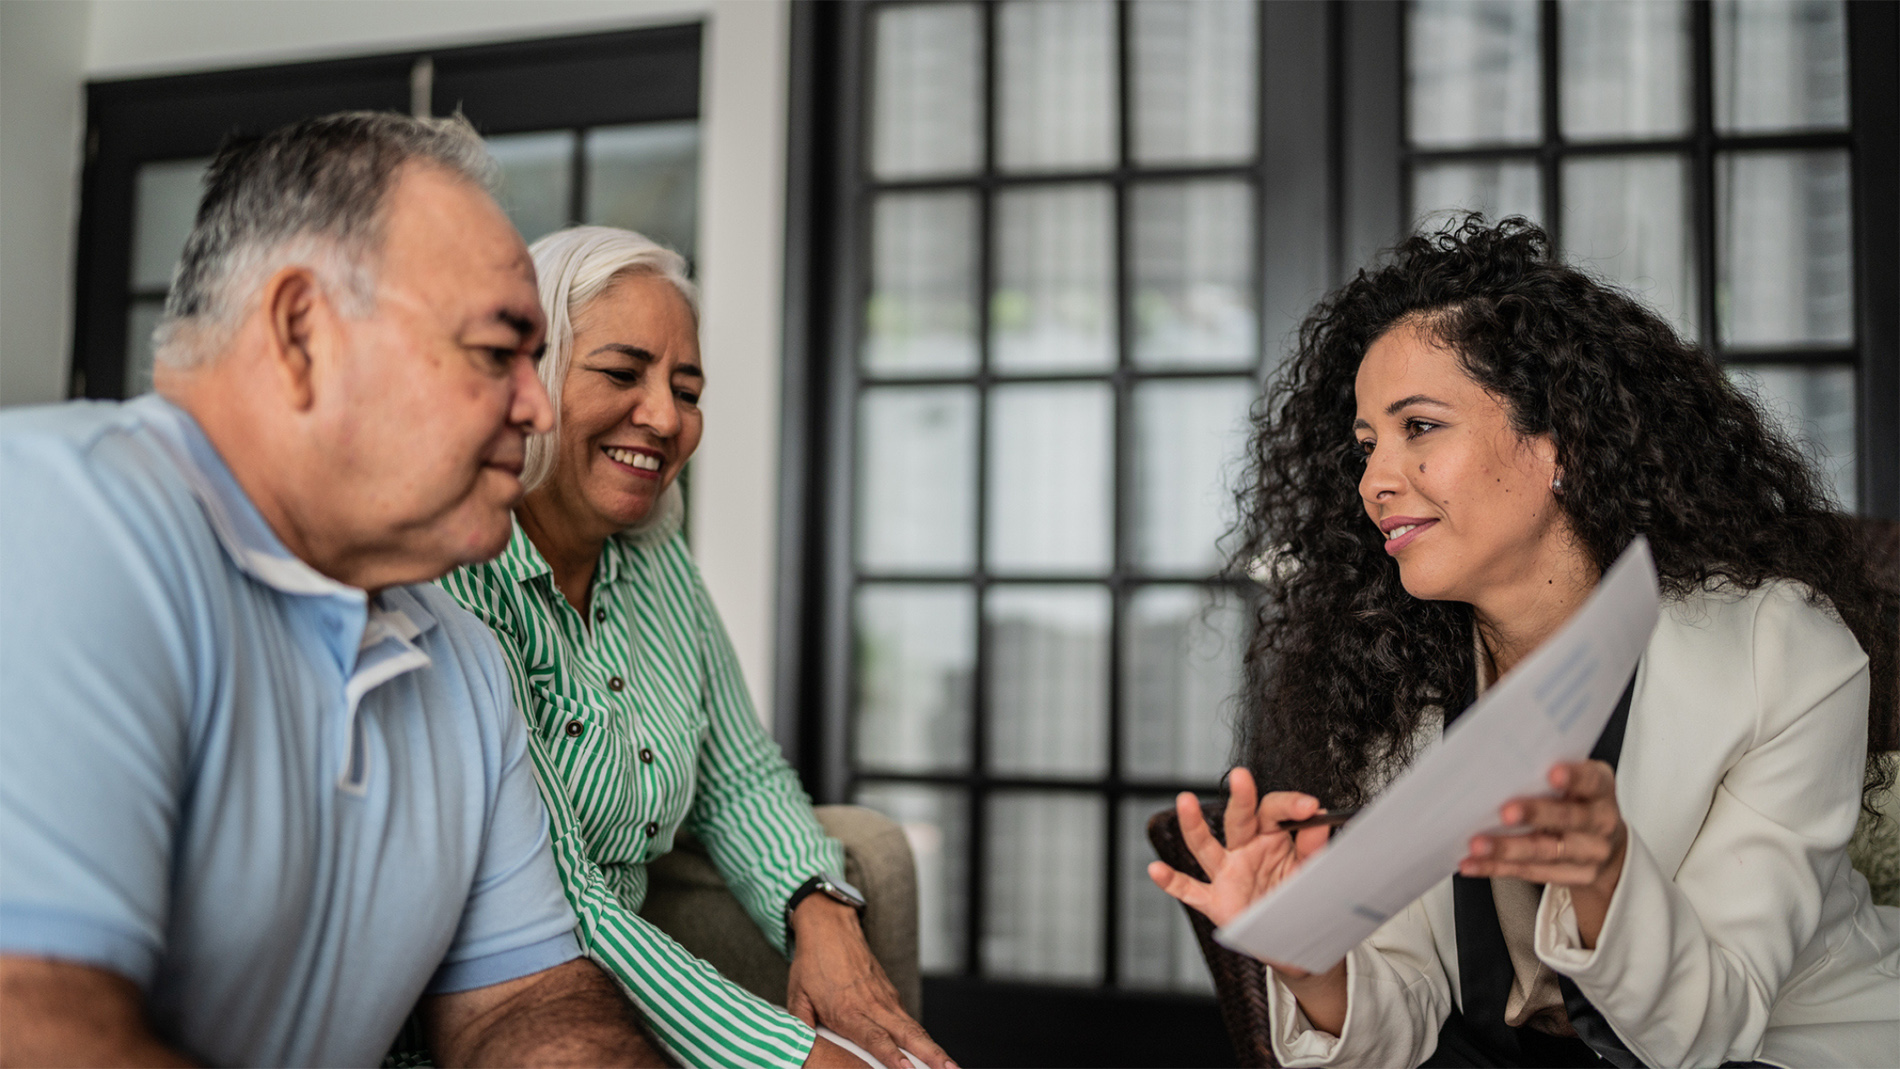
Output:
top-left (439, 512), bottom-right (843, 1068)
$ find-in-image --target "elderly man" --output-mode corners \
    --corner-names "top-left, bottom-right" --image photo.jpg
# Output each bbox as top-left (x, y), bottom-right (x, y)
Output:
top-left (0, 113), bottom-right (662, 1067)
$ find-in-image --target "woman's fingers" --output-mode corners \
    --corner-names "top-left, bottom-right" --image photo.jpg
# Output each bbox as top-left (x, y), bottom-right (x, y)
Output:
top-left (1472, 829), bottom-right (1615, 866)
top-left (1148, 860), bottom-right (1210, 912)
top-left (1177, 791), bottom-right (1229, 879)
top-left (1506, 795), bottom-right (1620, 836)
top-left (1460, 857), bottom-right (1605, 885)
top-left (1550, 759), bottom-right (1615, 800)
top-left (1223, 768), bottom-right (1261, 849)
top-left (1292, 822), bottom-right (1332, 860)
top-left (1256, 790), bottom-right (1321, 827)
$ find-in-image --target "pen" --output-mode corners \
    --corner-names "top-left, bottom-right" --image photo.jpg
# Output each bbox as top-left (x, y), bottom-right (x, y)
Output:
top-left (1277, 807), bottom-right (1358, 832)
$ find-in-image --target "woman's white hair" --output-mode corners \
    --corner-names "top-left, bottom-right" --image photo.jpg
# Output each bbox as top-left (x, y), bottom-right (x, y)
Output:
top-left (524, 225), bottom-right (698, 539)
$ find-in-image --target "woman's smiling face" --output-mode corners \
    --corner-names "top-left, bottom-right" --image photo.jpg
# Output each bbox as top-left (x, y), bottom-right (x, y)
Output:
top-left (545, 272), bottom-right (703, 541)
top-left (1353, 320), bottom-right (1570, 605)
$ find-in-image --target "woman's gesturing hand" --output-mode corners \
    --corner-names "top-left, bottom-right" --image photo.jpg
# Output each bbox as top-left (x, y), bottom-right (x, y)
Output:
top-left (1144, 768), bottom-right (1334, 935)
top-left (1146, 768), bottom-right (1350, 1035)
top-left (788, 897), bottom-right (954, 1069)
top-left (1459, 759), bottom-right (1628, 948)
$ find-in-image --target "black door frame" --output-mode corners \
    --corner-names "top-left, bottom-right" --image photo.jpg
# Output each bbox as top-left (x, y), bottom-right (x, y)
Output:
top-left (72, 23), bottom-right (701, 400)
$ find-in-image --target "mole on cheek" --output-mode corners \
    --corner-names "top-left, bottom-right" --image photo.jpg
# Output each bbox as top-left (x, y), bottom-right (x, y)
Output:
top-left (1419, 464), bottom-right (1426, 473)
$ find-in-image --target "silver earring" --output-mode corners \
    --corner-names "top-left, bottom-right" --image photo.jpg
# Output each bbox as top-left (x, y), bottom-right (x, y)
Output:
top-left (1551, 474), bottom-right (1565, 494)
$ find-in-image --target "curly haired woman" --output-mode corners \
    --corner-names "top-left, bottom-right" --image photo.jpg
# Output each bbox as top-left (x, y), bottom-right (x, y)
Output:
top-left (1150, 218), bottom-right (1897, 1068)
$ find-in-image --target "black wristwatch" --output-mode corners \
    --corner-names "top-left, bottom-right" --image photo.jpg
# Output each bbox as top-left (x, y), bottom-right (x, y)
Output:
top-left (785, 872), bottom-right (866, 928)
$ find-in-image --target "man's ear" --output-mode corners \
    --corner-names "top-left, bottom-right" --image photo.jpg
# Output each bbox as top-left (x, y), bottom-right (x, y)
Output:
top-left (260, 266), bottom-right (335, 411)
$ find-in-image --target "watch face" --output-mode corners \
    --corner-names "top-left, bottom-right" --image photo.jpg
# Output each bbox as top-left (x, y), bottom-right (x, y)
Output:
top-left (822, 876), bottom-right (866, 909)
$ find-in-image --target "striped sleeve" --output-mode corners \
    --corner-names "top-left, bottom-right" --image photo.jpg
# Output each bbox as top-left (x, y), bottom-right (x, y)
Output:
top-left (669, 543), bottom-right (847, 953)
top-left (436, 565), bottom-right (818, 1069)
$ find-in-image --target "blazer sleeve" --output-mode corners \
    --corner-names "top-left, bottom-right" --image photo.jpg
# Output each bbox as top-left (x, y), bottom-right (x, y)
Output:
top-left (1533, 583), bottom-right (1871, 1067)
top-left (1267, 889), bottom-right (1456, 1067)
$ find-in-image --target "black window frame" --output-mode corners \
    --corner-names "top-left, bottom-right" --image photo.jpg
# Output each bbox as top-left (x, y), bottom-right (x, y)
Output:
top-left (72, 22), bottom-right (702, 401)
top-left (781, 2), bottom-right (1345, 1064)
top-left (1394, 0), bottom-right (1898, 519)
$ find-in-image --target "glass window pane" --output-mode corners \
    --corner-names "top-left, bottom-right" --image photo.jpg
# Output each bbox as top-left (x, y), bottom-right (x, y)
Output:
top-left (1560, 0), bottom-right (1691, 140)
top-left (1120, 795), bottom-right (1217, 992)
top-left (1131, 0), bottom-right (1257, 165)
top-left (872, 3), bottom-right (984, 179)
top-left (987, 383), bottom-right (1115, 573)
top-left (983, 791), bottom-right (1104, 982)
top-left (1726, 364), bottom-right (1857, 512)
top-left (1562, 155), bottom-right (1697, 340)
top-left (865, 192), bottom-right (981, 376)
top-left (487, 130), bottom-right (574, 244)
top-left (991, 185), bottom-right (1115, 374)
top-left (1411, 159), bottom-right (1544, 227)
top-left (1131, 180), bottom-right (1257, 369)
top-left (855, 585), bottom-right (975, 772)
top-left (1132, 378), bottom-right (1254, 573)
top-left (1122, 587), bottom-right (1245, 783)
top-left (586, 122), bottom-right (700, 261)
top-left (857, 387), bottom-right (978, 571)
top-left (986, 584), bottom-right (1111, 778)
top-left (1407, 0), bottom-right (1542, 148)
top-left (997, 0), bottom-right (1119, 172)
top-left (131, 157), bottom-right (211, 292)
top-left (854, 782), bottom-right (969, 973)
top-left (124, 299), bottom-right (164, 398)
top-left (1718, 150), bottom-right (1853, 348)
top-left (1714, 0), bottom-right (1849, 134)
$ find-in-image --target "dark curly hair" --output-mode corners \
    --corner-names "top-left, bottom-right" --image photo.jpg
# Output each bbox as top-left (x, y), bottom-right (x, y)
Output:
top-left (1232, 216), bottom-right (1896, 812)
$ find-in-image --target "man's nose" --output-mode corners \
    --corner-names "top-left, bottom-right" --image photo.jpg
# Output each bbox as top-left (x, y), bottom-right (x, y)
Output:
top-left (513, 354), bottom-right (554, 435)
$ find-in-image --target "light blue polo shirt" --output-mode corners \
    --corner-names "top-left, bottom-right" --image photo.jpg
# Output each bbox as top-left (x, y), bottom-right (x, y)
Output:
top-left (0, 397), bottom-right (583, 1067)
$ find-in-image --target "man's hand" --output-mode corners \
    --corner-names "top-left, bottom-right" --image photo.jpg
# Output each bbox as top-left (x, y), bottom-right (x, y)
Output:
top-left (0, 956), bottom-right (195, 1067)
top-left (423, 957), bottom-right (663, 1068)
top-left (787, 897), bottom-right (954, 1069)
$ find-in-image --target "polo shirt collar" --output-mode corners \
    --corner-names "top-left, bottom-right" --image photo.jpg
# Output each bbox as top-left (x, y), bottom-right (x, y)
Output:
top-left (134, 395), bottom-right (440, 641)
top-left (136, 396), bottom-right (363, 602)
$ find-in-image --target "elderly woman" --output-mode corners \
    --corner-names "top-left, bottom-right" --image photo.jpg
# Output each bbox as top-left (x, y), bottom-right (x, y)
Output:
top-left (440, 227), bottom-right (949, 1069)
top-left (1150, 218), bottom-right (1897, 1068)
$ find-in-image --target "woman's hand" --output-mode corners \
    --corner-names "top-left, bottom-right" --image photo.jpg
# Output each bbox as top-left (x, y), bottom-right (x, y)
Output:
top-left (1460, 759), bottom-right (1627, 948)
top-left (1145, 767), bottom-right (1334, 931)
top-left (787, 897), bottom-right (954, 1069)
top-left (1146, 769), bottom-right (1350, 1035)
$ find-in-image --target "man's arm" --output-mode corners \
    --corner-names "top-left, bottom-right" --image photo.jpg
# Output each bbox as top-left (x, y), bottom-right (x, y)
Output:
top-left (423, 957), bottom-right (664, 1068)
top-left (0, 957), bottom-right (193, 1068)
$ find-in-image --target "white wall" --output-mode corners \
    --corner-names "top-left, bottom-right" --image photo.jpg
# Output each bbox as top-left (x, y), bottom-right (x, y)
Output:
top-left (0, 0), bottom-right (91, 407)
top-left (0, 0), bottom-right (792, 724)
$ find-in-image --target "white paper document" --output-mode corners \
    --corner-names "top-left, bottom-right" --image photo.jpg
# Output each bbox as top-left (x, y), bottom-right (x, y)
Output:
top-left (1215, 537), bottom-right (1660, 972)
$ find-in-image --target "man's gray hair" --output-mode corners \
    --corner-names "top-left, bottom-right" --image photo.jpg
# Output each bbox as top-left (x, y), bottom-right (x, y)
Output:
top-left (522, 226), bottom-right (699, 510)
top-left (155, 111), bottom-right (497, 368)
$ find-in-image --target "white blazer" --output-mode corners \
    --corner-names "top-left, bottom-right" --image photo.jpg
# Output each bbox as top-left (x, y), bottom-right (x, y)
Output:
top-left (1266, 580), bottom-right (1900, 1068)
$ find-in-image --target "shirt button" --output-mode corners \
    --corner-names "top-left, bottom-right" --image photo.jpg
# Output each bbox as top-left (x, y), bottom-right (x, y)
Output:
top-left (595, 607), bottom-right (606, 623)
top-left (639, 747), bottom-right (654, 764)
top-left (645, 822), bottom-right (659, 837)
top-left (564, 719), bottom-right (584, 738)
top-left (608, 676), bottom-right (625, 692)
